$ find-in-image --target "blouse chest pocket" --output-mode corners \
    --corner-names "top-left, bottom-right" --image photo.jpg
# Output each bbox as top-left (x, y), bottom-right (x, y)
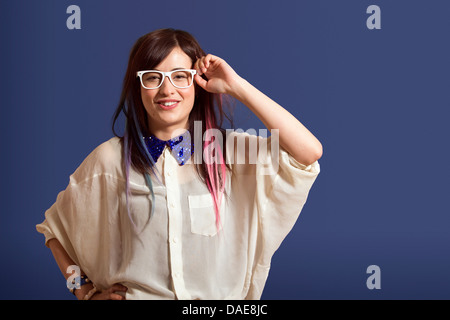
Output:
top-left (188, 193), bottom-right (225, 236)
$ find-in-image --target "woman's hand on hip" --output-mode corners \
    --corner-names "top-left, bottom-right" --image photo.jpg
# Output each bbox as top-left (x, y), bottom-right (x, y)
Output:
top-left (86, 283), bottom-right (128, 300)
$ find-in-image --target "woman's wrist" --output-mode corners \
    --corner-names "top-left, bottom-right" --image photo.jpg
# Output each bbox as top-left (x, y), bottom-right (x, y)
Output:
top-left (74, 283), bottom-right (95, 300)
top-left (227, 76), bottom-right (249, 101)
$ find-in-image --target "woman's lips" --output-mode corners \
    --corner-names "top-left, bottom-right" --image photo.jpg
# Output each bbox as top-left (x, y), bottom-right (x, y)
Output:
top-left (157, 101), bottom-right (180, 110)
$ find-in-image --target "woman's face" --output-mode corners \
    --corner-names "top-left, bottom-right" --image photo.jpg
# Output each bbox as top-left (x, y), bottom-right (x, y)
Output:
top-left (140, 46), bottom-right (195, 139)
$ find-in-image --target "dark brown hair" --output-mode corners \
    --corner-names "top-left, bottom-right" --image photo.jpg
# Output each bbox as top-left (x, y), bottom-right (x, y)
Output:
top-left (112, 28), bottom-right (232, 229)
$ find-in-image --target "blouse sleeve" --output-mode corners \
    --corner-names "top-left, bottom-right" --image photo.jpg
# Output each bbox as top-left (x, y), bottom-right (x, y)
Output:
top-left (226, 131), bottom-right (320, 299)
top-left (256, 135), bottom-right (320, 256)
top-left (35, 138), bottom-right (125, 288)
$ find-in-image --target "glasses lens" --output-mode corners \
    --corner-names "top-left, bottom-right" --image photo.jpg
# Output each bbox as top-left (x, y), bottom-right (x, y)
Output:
top-left (142, 72), bottom-right (163, 89)
top-left (170, 70), bottom-right (193, 88)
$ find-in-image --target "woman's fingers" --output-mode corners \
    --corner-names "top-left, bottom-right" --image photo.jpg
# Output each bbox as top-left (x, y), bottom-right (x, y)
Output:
top-left (194, 57), bottom-right (203, 74)
top-left (109, 283), bottom-right (127, 300)
top-left (203, 54), bottom-right (212, 69)
top-left (111, 283), bottom-right (128, 293)
top-left (195, 54), bottom-right (216, 75)
top-left (197, 58), bottom-right (207, 75)
top-left (109, 292), bottom-right (126, 300)
top-left (90, 283), bottom-right (128, 300)
top-left (194, 74), bottom-right (208, 89)
top-left (194, 54), bottom-right (236, 94)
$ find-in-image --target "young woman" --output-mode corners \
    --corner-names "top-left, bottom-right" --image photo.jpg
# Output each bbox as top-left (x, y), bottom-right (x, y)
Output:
top-left (36, 28), bottom-right (322, 300)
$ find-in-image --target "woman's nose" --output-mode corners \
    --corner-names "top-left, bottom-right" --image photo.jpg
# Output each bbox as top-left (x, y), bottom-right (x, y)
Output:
top-left (159, 75), bottom-right (176, 94)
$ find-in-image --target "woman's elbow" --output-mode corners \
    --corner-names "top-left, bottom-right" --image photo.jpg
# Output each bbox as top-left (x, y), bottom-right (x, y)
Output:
top-left (301, 143), bottom-right (323, 166)
top-left (314, 142), bottom-right (323, 162)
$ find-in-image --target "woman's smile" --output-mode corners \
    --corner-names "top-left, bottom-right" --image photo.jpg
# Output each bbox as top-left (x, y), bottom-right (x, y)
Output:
top-left (156, 99), bottom-right (181, 110)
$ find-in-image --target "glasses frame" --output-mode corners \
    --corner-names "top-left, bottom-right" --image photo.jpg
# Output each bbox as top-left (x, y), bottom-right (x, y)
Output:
top-left (136, 69), bottom-right (197, 89)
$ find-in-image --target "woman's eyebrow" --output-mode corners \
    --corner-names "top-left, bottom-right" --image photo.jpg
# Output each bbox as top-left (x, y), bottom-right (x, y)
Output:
top-left (153, 67), bottom-right (188, 71)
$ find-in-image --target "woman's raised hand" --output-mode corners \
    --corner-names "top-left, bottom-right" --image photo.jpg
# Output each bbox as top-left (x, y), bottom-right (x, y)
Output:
top-left (194, 54), bottom-right (242, 96)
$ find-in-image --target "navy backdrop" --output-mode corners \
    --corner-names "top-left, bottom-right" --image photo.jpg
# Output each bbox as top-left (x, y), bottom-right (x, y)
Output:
top-left (1, 0), bottom-right (449, 300)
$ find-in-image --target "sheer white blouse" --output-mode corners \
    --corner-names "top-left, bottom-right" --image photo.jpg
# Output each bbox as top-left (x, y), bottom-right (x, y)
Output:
top-left (36, 131), bottom-right (320, 300)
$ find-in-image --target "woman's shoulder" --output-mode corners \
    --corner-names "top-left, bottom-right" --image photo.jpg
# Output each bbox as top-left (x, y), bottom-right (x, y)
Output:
top-left (91, 137), bottom-right (123, 161)
top-left (225, 129), bottom-right (268, 140)
top-left (224, 129), bottom-right (267, 154)
top-left (70, 137), bottom-right (124, 184)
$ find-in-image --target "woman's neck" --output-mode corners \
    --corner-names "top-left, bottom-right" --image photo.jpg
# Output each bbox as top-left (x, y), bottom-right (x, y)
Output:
top-left (150, 123), bottom-right (189, 141)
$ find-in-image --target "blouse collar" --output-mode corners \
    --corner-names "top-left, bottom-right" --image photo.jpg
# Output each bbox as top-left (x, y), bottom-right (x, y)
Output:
top-left (144, 131), bottom-right (194, 166)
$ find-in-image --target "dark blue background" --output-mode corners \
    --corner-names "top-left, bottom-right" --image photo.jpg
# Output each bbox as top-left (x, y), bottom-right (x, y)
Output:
top-left (1, 0), bottom-right (449, 300)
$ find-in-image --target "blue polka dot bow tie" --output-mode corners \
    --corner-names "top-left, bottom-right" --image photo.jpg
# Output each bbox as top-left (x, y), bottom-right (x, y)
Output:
top-left (144, 131), bottom-right (194, 166)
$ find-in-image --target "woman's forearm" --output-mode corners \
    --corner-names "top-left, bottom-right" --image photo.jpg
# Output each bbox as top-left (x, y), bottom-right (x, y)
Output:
top-left (47, 238), bottom-right (93, 299)
top-left (194, 54), bottom-right (322, 165)
top-left (229, 77), bottom-right (322, 166)
top-left (47, 239), bottom-right (77, 279)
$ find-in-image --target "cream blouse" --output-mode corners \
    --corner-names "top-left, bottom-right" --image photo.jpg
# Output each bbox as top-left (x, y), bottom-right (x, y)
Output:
top-left (36, 131), bottom-right (320, 300)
